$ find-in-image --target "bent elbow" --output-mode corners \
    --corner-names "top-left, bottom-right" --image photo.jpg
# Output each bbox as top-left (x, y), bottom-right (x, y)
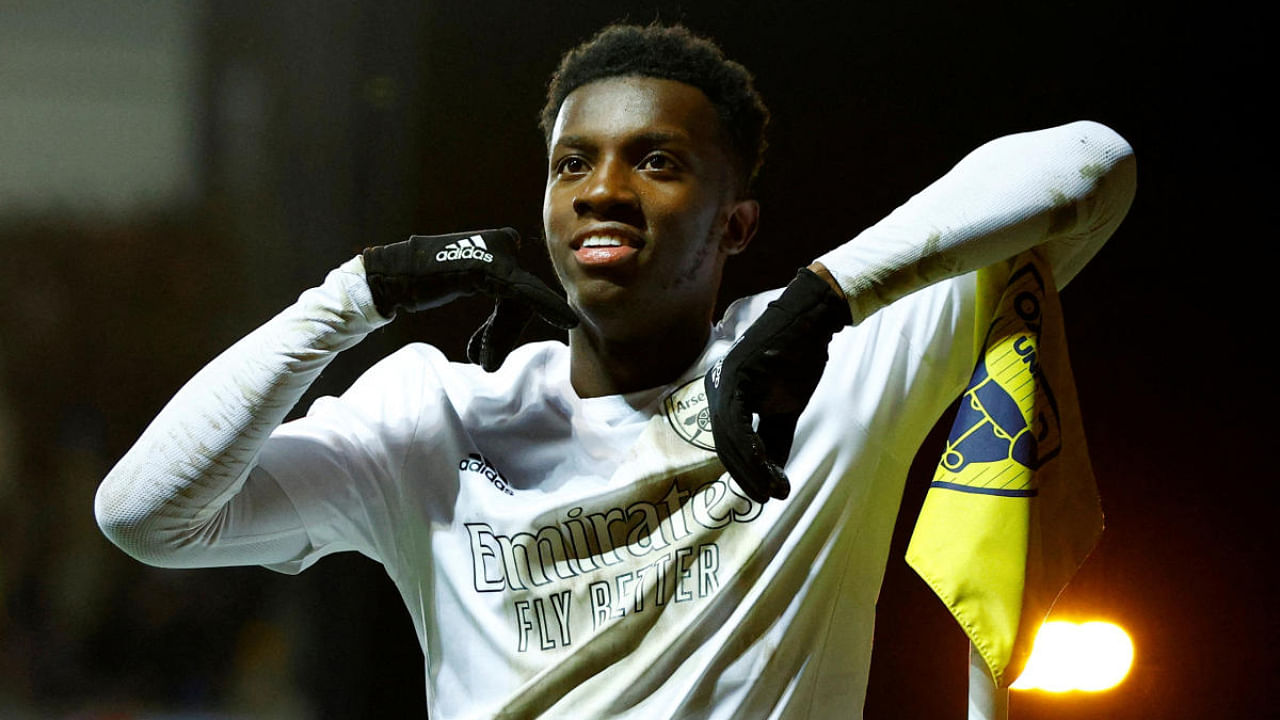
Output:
top-left (94, 467), bottom-right (189, 569)
top-left (94, 471), bottom-right (153, 565)
top-left (1066, 120), bottom-right (1137, 213)
top-left (1039, 121), bottom-right (1138, 286)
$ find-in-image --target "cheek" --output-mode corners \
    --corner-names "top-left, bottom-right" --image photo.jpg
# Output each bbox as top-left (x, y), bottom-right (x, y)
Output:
top-left (542, 188), bottom-right (569, 249)
top-left (546, 183), bottom-right (582, 232)
top-left (541, 184), bottom-right (556, 233)
top-left (542, 185), bottom-right (573, 284)
top-left (669, 191), bottom-right (728, 244)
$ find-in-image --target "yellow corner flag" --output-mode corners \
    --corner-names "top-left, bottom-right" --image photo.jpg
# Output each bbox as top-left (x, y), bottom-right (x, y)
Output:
top-left (906, 252), bottom-right (1104, 688)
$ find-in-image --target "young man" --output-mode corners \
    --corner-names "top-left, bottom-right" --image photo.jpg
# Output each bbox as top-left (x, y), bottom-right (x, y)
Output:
top-left (96, 24), bottom-right (1135, 719)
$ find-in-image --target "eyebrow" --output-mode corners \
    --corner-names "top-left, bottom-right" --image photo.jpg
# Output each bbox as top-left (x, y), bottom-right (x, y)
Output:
top-left (552, 130), bottom-right (690, 152)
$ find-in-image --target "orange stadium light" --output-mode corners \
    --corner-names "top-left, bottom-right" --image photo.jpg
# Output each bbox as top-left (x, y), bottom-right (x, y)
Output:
top-left (1011, 620), bottom-right (1134, 692)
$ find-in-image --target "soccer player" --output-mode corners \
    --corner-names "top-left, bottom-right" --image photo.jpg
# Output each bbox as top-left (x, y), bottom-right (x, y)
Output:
top-left (95, 23), bottom-right (1135, 719)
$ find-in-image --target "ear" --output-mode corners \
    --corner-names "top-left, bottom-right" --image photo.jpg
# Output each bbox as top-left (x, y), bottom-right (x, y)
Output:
top-left (720, 199), bottom-right (760, 256)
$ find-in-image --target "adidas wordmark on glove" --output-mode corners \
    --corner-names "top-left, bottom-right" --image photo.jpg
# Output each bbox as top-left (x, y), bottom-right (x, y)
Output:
top-left (362, 228), bottom-right (578, 371)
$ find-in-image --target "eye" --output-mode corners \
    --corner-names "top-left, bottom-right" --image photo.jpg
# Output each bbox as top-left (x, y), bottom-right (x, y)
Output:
top-left (639, 152), bottom-right (679, 173)
top-left (555, 155), bottom-right (589, 176)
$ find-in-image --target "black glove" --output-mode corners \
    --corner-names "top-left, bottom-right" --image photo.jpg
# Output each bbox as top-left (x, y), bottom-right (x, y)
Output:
top-left (705, 268), bottom-right (852, 503)
top-left (362, 228), bottom-right (578, 371)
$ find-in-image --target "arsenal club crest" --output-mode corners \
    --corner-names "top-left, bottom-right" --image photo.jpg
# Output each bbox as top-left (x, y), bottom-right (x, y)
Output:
top-left (663, 376), bottom-right (715, 451)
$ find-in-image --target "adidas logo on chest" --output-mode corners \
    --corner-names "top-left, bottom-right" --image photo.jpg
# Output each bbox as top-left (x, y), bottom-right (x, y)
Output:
top-left (459, 453), bottom-right (514, 495)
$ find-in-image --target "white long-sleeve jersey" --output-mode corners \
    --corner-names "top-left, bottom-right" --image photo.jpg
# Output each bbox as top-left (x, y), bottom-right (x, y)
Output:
top-left (96, 121), bottom-right (1135, 719)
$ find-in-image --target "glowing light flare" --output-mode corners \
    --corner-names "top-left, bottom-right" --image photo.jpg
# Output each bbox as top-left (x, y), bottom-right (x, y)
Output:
top-left (1012, 620), bottom-right (1134, 692)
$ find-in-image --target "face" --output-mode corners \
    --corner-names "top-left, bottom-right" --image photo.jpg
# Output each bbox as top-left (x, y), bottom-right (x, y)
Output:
top-left (542, 76), bottom-right (758, 339)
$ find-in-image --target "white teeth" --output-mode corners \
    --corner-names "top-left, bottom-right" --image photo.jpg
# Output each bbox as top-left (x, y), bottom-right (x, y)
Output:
top-left (581, 236), bottom-right (625, 248)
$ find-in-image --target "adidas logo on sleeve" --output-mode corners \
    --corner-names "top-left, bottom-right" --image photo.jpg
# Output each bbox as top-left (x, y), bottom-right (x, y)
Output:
top-left (436, 235), bottom-right (495, 263)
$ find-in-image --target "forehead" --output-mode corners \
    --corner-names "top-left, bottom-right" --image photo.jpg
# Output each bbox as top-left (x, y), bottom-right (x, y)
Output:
top-left (549, 76), bottom-right (724, 151)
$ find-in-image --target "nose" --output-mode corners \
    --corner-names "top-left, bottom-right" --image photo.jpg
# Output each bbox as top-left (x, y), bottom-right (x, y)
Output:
top-left (573, 157), bottom-right (640, 220)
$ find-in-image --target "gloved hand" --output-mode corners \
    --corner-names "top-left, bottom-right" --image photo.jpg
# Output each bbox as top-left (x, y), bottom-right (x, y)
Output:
top-left (362, 228), bottom-right (578, 371)
top-left (705, 268), bottom-right (852, 503)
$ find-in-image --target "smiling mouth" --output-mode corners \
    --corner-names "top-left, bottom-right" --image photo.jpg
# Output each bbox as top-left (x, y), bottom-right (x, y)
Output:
top-left (581, 236), bottom-right (626, 249)
top-left (571, 231), bottom-right (645, 268)
top-left (570, 231), bottom-right (645, 249)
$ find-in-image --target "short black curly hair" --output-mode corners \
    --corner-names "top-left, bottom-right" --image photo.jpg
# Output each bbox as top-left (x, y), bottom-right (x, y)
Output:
top-left (540, 23), bottom-right (770, 195)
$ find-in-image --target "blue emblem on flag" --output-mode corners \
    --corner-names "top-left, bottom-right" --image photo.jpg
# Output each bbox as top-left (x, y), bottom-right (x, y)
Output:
top-left (942, 361), bottom-right (1038, 473)
top-left (933, 264), bottom-right (1063, 497)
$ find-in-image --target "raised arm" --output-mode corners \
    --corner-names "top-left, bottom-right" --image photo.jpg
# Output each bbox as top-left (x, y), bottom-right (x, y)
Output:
top-left (95, 229), bottom-right (577, 569)
top-left (708, 120), bottom-right (1136, 502)
top-left (94, 257), bottom-right (388, 568)
top-left (814, 120), bottom-right (1135, 322)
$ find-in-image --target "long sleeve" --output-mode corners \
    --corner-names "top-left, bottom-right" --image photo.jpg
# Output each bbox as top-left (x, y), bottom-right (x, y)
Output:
top-left (815, 120), bottom-right (1136, 324)
top-left (94, 256), bottom-right (390, 568)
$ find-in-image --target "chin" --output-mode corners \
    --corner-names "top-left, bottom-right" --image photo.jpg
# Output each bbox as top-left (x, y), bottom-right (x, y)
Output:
top-left (567, 271), bottom-right (633, 305)
top-left (570, 287), bottom-right (660, 341)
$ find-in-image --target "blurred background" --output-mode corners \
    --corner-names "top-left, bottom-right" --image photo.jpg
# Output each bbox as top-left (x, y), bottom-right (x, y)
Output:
top-left (0, 1), bottom-right (1266, 718)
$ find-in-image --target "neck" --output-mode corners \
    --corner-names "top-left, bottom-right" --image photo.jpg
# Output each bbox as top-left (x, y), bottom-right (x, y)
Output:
top-left (569, 315), bottom-right (711, 398)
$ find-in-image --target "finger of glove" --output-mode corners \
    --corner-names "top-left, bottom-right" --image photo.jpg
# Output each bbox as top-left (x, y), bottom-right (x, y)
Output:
top-left (466, 299), bottom-right (534, 372)
top-left (707, 375), bottom-right (790, 503)
top-left (481, 227), bottom-right (521, 256)
top-left (499, 268), bottom-right (579, 329)
top-left (719, 416), bottom-right (791, 503)
top-left (731, 414), bottom-right (792, 502)
top-left (756, 412), bottom-right (800, 470)
top-left (729, 401), bottom-right (794, 501)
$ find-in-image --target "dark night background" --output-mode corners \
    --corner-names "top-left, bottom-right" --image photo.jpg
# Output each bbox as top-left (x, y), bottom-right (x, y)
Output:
top-left (0, 1), bottom-right (1268, 718)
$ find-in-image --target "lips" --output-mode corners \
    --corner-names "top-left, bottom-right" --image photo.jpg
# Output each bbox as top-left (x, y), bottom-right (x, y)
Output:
top-left (570, 227), bottom-right (645, 268)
